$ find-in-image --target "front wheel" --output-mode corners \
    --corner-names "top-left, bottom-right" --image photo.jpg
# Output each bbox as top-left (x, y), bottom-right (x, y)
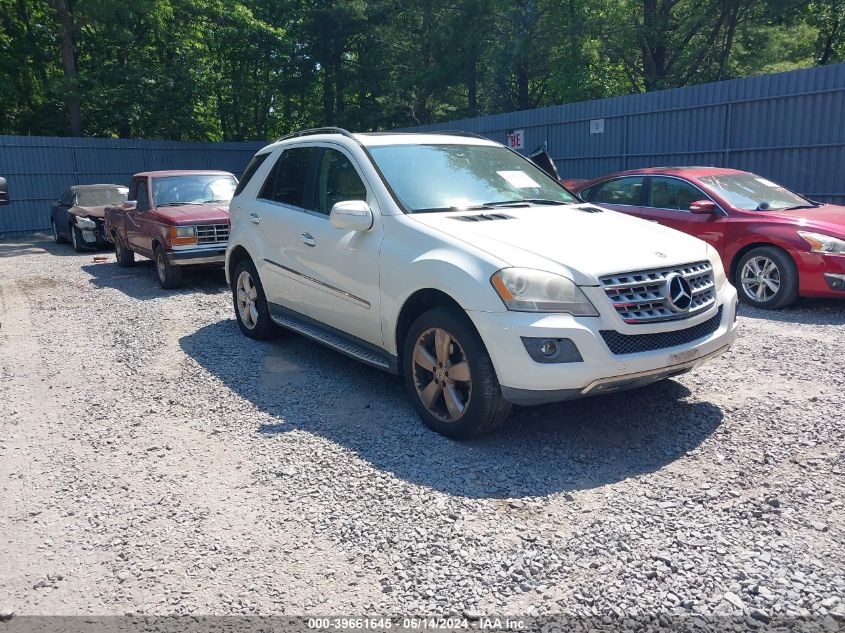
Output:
top-left (402, 307), bottom-right (511, 439)
top-left (154, 245), bottom-right (183, 289)
top-left (71, 225), bottom-right (85, 252)
top-left (114, 235), bottom-right (135, 267)
top-left (232, 259), bottom-right (276, 339)
top-left (736, 246), bottom-right (798, 310)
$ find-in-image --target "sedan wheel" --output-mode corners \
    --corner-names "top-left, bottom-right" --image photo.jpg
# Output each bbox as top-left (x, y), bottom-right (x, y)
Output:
top-left (740, 256), bottom-right (780, 303)
top-left (236, 270), bottom-right (260, 330)
top-left (412, 327), bottom-right (473, 423)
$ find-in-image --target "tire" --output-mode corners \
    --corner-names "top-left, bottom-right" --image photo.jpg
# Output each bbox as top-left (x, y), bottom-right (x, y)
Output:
top-left (232, 258), bottom-right (276, 340)
top-left (51, 219), bottom-right (66, 244)
top-left (114, 235), bottom-right (135, 267)
top-left (402, 307), bottom-right (511, 439)
top-left (735, 246), bottom-right (798, 310)
top-left (71, 225), bottom-right (85, 252)
top-left (153, 245), bottom-right (183, 290)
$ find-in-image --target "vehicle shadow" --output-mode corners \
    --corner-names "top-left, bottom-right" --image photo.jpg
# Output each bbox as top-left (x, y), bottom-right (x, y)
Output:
top-left (739, 299), bottom-right (845, 326)
top-left (82, 260), bottom-right (227, 300)
top-left (180, 319), bottom-right (725, 499)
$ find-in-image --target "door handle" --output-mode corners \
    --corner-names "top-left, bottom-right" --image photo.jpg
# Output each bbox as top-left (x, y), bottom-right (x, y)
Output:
top-left (250, 213), bottom-right (260, 225)
top-left (300, 232), bottom-right (316, 247)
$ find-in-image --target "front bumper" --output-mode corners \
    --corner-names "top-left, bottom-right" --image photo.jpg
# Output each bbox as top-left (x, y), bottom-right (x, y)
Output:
top-left (166, 245), bottom-right (226, 266)
top-left (468, 284), bottom-right (739, 406)
top-left (77, 219), bottom-right (110, 247)
top-left (794, 251), bottom-right (845, 297)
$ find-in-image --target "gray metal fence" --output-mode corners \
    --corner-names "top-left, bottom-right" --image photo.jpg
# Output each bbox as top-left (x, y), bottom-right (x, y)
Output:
top-left (0, 136), bottom-right (264, 234)
top-left (402, 63), bottom-right (845, 205)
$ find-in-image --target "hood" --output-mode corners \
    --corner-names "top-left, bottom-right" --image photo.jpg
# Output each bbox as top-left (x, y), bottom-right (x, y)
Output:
top-left (763, 203), bottom-right (845, 237)
top-left (409, 204), bottom-right (710, 285)
top-left (71, 205), bottom-right (108, 220)
top-left (155, 203), bottom-right (230, 224)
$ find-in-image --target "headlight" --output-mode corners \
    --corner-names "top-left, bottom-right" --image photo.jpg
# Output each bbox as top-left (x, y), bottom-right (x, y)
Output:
top-left (798, 231), bottom-right (845, 254)
top-left (75, 216), bottom-right (96, 229)
top-left (491, 268), bottom-right (599, 315)
top-left (707, 246), bottom-right (727, 290)
top-left (171, 225), bottom-right (197, 246)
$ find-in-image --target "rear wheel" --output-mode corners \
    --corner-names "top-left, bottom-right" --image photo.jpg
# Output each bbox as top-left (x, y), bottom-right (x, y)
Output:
top-left (232, 259), bottom-right (276, 339)
top-left (402, 307), bottom-right (511, 439)
top-left (154, 245), bottom-right (182, 289)
top-left (51, 219), bottom-right (65, 244)
top-left (736, 246), bottom-right (798, 309)
top-left (114, 235), bottom-right (135, 267)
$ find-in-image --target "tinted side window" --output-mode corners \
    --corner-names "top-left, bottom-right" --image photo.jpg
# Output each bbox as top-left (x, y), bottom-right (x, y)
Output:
top-left (591, 177), bottom-right (644, 205)
top-left (133, 180), bottom-right (150, 212)
top-left (259, 147), bottom-right (316, 207)
top-left (648, 177), bottom-right (705, 211)
top-left (60, 189), bottom-right (74, 205)
top-left (315, 149), bottom-right (367, 215)
top-left (234, 153), bottom-right (269, 196)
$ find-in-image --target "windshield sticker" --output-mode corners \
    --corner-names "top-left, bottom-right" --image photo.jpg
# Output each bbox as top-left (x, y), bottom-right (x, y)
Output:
top-left (497, 171), bottom-right (540, 188)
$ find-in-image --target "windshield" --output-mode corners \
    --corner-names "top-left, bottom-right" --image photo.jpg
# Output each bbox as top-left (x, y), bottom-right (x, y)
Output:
top-left (368, 143), bottom-right (578, 212)
top-left (77, 187), bottom-right (128, 207)
top-left (151, 175), bottom-right (237, 207)
top-left (698, 173), bottom-right (812, 211)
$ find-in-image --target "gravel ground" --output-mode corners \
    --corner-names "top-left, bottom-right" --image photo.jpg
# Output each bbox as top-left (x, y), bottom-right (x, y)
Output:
top-left (1, 235), bottom-right (843, 625)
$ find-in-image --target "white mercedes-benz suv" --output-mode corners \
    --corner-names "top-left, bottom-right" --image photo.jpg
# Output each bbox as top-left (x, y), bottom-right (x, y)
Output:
top-left (226, 128), bottom-right (738, 438)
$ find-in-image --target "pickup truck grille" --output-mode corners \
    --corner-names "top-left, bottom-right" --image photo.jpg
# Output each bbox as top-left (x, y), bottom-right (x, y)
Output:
top-left (196, 224), bottom-right (229, 244)
top-left (600, 261), bottom-right (716, 324)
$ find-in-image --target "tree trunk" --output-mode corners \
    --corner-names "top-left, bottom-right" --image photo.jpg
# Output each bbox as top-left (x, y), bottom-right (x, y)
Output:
top-left (52, 0), bottom-right (82, 136)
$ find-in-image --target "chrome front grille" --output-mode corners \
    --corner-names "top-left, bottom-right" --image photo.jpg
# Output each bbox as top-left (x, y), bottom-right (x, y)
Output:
top-left (600, 261), bottom-right (716, 324)
top-left (196, 223), bottom-right (229, 244)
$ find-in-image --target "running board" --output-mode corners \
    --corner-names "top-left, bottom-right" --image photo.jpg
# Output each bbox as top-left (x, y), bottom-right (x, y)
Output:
top-left (269, 304), bottom-right (397, 373)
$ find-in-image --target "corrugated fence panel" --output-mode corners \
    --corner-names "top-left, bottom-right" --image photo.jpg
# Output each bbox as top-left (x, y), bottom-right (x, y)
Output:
top-left (0, 136), bottom-right (264, 233)
top-left (400, 63), bottom-right (845, 205)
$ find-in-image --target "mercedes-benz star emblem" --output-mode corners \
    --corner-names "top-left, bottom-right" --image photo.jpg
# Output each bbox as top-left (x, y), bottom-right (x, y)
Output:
top-left (665, 273), bottom-right (693, 312)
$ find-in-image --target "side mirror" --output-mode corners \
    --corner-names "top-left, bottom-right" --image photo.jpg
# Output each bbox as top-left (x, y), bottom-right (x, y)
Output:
top-left (330, 200), bottom-right (374, 232)
top-left (123, 200), bottom-right (138, 211)
top-left (689, 199), bottom-right (717, 214)
top-left (0, 177), bottom-right (9, 206)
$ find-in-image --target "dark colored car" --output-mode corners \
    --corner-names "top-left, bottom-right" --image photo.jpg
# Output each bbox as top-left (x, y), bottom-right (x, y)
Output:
top-left (51, 184), bottom-right (129, 251)
top-left (0, 177), bottom-right (8, 206)
top-left (573, 167), bottom-right (845, 309)
top-left (104, 170), bottom-right (236, 289)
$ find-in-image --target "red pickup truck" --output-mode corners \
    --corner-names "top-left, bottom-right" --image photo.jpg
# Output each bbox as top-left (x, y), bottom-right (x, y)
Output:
top-left (104, 170), bottom-right (237, 288)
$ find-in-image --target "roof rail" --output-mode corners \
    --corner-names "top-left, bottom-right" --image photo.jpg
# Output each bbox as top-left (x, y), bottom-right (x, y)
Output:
top-left (434, 130), bottom-right (491, 141)
top-left (275, 127), bottom-right (356, 143)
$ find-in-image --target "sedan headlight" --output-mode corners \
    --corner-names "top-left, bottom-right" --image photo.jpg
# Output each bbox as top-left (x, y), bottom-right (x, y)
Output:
top-left (798, 231), bottom-right (845, 254)
top-left (491, 268), bottom-right (598, 315)
top-left (707, 246), bottom-right (728, 290)
top-left (75, 216), bottom-right (96, 230)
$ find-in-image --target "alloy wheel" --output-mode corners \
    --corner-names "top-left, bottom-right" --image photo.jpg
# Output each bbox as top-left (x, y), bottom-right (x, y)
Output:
top-left (156, 251), bottom-right (168, 283)
top-left (71, 227), bottom-right (79, 250)
top-left (740, 256), bottom-right (781, 302)
top-left (236, 270), bottom-right (259, 329)
top-left (412, 327), bottom-right (472, 423)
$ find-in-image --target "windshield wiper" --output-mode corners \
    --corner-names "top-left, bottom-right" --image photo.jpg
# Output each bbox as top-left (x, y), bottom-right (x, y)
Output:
top-left (157, 202), bottom-right (200, 207)
top-left (782, 204), bottom-right (820, 210)
top-left (200, 199), bottom-right (230, 204)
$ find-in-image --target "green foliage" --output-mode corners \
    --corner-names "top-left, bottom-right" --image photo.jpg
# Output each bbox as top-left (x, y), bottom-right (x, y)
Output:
top-left (0, 0), bottom-right (839, 139)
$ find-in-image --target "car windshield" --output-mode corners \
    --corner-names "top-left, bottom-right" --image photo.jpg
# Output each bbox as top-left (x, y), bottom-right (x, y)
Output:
top-left (698, 173), bottom-right (813, 211)
top-left (367, 143), bottom-right (578, 212)
top-left (76, 187), bottom-right (128, 207)
top-left (151, 175), bottom-right (237, 207)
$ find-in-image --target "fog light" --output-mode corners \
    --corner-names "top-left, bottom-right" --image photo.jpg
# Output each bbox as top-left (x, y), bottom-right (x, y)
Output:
top-left (823, 273), bottom-right (845, 291)
top-left (521, 337), bottom-right (583, 364)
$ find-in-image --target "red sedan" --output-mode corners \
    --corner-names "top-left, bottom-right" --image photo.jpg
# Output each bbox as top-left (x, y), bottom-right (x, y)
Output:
top-left (572, 167), bottom-right (845, 309)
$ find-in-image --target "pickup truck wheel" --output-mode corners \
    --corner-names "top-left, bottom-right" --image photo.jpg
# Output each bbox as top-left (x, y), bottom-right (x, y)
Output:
top-left (403, 307), bottom-right (511, 439)
top-left (114, 235), bottom-right (135, 267)
top-left (232, 260), bottom-right (276, 339)
top-left (70, 225), bottom-right (85, 252)
top-left (154, 245), bottom-right (183, 289)
top-left (736, 246), bottom-right (798, 310)
top-left (52, 219), bottom-right (66, 244)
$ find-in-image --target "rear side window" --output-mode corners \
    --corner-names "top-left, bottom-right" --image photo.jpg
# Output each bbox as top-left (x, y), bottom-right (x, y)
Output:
top-left (589, 177), bottom-right (644, 206)
top-left (234, 153), bottom-right (269, 196)
top-left (259, 147), bottom-right (316, 207)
